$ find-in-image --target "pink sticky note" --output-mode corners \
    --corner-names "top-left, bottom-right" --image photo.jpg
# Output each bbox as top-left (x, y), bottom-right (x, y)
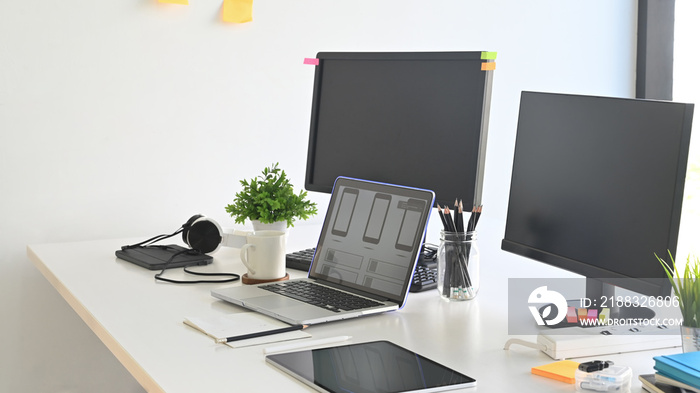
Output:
top-left (587, 309), bottom-right (598, 321)
top-left (304, 58), bottom-right (320, 66)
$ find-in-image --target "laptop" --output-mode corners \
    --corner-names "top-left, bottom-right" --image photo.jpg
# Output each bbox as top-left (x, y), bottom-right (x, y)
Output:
top-left (211, 177), bottom-right (435, 325)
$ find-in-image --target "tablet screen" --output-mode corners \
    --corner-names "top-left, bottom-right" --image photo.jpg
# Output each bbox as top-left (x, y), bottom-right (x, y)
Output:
top-left (265, 340), bottom-right (476, 393)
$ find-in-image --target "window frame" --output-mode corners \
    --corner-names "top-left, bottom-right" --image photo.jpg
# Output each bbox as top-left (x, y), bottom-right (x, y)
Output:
top-left (636, 0), bottom-right (675, 100)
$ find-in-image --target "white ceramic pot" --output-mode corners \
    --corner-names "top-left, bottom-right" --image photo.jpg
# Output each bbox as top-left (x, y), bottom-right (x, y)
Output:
top-left (251, 220), bottom-right (288, 233)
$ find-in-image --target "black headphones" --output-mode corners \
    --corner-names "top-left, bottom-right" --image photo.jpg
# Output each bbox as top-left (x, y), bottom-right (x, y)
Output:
top-left (181, 214), bottom-right (224, 254)
top-left (122, 215), bottom-right (239, 284)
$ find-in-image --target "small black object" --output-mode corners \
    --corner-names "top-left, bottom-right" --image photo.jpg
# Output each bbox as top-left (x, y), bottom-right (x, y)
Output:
top-left (578, 360), bottom-right (614, 373)
top-left (116, 244), bottom-right (212, 270)
top-left (116, 216), bottom-right (240, 284)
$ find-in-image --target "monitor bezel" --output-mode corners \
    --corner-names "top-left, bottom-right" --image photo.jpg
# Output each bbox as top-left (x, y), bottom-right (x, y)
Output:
top-left (304, 51), bottom-right (494, 208)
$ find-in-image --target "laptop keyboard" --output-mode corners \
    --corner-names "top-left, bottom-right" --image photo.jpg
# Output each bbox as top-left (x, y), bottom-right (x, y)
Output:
top-left (260, 281), bottom-right (383, 313)
top-left (285, 247), bottom-right (438, 293)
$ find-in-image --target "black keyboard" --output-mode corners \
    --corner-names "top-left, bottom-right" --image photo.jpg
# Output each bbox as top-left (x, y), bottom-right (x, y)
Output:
top-left (285, 248), bottom-right (316, 271)
top-left (285, 247), bottom-right (438, 293)
top-left (260, 281), bottom-right (383, 313)
top-left (409, 263), bottom-right (438, 292)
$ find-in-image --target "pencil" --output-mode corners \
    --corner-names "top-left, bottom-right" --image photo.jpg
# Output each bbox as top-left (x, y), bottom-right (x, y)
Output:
top-left (436, 204), bottom-right (448, 229)
top-left (467, 205), bottom-right (478, 232)
top-left (216, 324), bottom-right (308, 344)
top-left (454, 199), bottom-right (463, 232)
top-left (474, 205), bottom-right (483, 229)
top-left (444, 206), bottom-right (457, 232)
top-left (457, 200), bottom-right (465, 232)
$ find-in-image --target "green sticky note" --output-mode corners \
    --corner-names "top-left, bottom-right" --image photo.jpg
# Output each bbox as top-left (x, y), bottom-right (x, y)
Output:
top-left (481, 52), bottom-right (497, 60)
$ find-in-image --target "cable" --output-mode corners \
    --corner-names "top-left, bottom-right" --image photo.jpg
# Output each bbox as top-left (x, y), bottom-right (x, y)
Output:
top-left (153, 247), bottom-right (240, 284)
top-left (120, 218), bottom-right (240, 284)
top-left (503, 338), bottom-right (546, 352)
top-left (121, 228), bottom-right (183, 250)
top-left (155, 268), bottom-right (240, 284)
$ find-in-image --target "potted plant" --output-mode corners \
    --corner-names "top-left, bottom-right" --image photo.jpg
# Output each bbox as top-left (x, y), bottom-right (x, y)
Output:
top-left (657, 252), bottom-right (700, 352)
top-left (225, 163), bottom-right (318, 230)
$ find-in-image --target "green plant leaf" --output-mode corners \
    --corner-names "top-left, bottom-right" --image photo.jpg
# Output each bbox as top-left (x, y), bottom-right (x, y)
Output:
top-left (657, 252), bottom-right (700, 328)
top-left (224, 163), bottom-right (318, 227)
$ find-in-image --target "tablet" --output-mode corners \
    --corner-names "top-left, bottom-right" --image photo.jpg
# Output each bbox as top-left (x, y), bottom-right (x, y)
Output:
top-left (265, 340), bottom-right (476, 393)
top-left (115, 244), bottom-right (212, 270)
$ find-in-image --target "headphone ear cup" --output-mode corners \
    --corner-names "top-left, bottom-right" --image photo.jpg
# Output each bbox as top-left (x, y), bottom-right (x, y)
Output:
top-left (186, 218), bottom-right (222, 254)
top-left (182, 214), bottom-right (204, 244)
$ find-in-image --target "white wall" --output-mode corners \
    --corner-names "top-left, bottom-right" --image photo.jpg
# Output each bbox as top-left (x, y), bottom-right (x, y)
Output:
top-left (0, 1), bottom-right (636, 391)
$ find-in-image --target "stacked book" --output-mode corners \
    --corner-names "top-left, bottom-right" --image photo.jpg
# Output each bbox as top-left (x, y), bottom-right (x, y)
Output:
top-left (639, 351), bottom-right (700, 393)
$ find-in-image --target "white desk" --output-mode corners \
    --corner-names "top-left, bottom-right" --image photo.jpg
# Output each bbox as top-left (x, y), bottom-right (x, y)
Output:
top-left (27, 218), bottom-right (680, 392)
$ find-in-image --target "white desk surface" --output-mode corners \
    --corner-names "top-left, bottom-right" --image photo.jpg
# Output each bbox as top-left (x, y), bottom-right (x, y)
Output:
top-left (27, 217), bottom-right (680, 392)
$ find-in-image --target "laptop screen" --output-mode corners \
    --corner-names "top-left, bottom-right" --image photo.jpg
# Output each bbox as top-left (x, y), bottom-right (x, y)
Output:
top-left (310, 177), bottom-right (434, 303)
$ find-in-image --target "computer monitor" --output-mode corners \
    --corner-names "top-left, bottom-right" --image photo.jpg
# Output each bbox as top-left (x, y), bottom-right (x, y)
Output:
top-left (502, 91), bottom-right (694, 322)
top-left (304, 51), bottom-right (495, 208)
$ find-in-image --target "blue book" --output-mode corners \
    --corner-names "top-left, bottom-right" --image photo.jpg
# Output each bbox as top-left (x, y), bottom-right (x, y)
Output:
top-left (653, 351), bottom-right (700, 389)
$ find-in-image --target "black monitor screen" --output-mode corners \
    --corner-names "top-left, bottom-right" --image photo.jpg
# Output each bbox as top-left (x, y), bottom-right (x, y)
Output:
top-left (305, 52), bottom-right (494, 208)
top-left (502, 91), bottom-right (694, 297)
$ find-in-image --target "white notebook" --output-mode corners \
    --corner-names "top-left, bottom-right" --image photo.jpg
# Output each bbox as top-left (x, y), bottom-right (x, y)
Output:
top-left (183, 312), bottom-right (310, 348)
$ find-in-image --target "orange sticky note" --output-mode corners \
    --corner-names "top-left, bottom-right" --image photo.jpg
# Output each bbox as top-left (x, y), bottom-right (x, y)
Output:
top-left (223, 0), bottom-right (253, 23)
top-left (159, 0), bottom-right (189, 4)
top-left (577, 308), bottom-right (588, 323)
top-left (481, 62), bottom-right (496, 71)
top-left (531, 360), bottom-right (580, 384)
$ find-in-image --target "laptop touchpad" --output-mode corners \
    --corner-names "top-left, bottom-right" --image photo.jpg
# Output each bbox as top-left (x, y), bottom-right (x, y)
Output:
top-left (244, 295), bottom-right (303, 310)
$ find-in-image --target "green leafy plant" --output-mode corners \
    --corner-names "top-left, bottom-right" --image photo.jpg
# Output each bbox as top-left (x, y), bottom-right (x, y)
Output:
top-left (225, 163), bottom-right (317, 228)
top-left (657, 252), bottom-right (700, 328)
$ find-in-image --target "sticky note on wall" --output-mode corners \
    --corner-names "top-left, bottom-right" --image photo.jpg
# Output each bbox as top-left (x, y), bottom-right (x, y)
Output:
top-left (223, 0), bottom-right (253, 23)
top-left (159, 0), bottom-right (189, 4)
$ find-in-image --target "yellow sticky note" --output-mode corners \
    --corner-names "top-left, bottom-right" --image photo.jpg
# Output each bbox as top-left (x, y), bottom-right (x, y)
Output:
top-left (223, 0), bottom-right (253, 23)
top-left (159, 0), bottom-right (189, 5)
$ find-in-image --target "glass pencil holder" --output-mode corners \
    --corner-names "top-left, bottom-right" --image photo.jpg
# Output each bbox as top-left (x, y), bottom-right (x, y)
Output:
top-left (437, 230), bottom-right (479, 301)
